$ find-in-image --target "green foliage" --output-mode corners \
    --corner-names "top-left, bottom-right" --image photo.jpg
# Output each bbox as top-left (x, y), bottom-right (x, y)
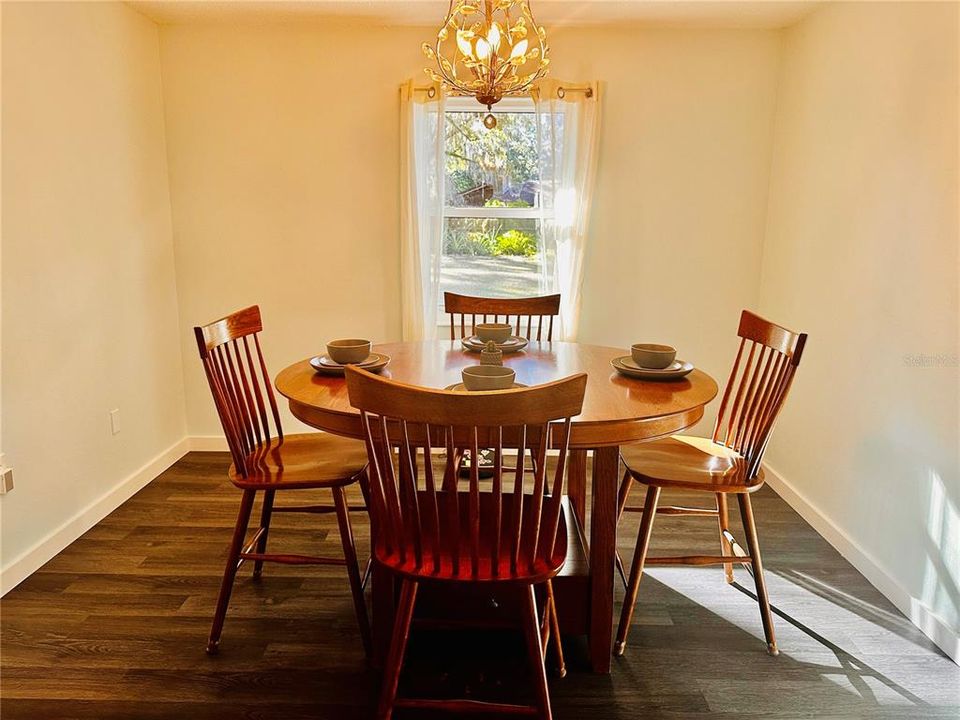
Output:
top-left (443, 224), bottom-right (497, 256)
top-left (493, 229), bottom-right (538, 257)
top-left (449, 168), bottom-right (477, 195)
top-left (443, 223), bottom-right (538, 258)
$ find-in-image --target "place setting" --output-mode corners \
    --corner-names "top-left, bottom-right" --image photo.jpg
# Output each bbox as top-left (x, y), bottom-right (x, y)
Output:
top-left (461, 322), bottom-right (529, 354)
top-left (309, 338), bottom-right (390, 375)
top-left (611, 343), bottom-right (694, 381)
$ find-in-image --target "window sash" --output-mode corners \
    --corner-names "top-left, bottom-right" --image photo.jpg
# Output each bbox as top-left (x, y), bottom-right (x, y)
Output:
top-left (443, 206), bottom-right (548, 220)
top-left (438, 97), bottom-right (547, 322)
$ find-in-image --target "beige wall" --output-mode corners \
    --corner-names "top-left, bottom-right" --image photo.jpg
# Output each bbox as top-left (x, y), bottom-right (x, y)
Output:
top-left (159, 22), bottom-right (781, 437)
top-left (760, 1), bottom-right (959, 650)
top-left (560, 26), bottom-right (781, 434)
top-left (159, 22), bottom-right (424, 438)
top-left (1, 2), bottom-right (185, 578)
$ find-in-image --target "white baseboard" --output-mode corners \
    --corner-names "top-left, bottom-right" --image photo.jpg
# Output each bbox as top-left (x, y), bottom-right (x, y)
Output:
top-left (763, 462), bottom-right (959, 664)
top-left (0, 437), bottom-right (191, 596)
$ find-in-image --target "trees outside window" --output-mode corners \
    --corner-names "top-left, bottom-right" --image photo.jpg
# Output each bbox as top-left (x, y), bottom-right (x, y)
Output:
top-left (439, 99), bottom-right (548, 307)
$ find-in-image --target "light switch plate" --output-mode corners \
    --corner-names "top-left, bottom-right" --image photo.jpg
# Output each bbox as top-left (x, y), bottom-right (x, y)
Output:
top-left (0, 467), bottom-right (13, 494)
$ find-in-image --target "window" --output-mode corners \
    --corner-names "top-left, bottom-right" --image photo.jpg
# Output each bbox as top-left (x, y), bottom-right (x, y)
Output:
top-left (438, 97), bottom-right (548, 315)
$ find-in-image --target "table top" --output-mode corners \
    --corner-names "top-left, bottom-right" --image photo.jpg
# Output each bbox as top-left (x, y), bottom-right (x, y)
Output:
top-left (276, 340), bottom-right (718, 448)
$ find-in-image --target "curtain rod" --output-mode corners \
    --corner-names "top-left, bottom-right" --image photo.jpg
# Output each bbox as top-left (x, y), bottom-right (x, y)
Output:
top-left (412, 84), bottom-right (594, 99)
top-left (557, 85), bottom-right (594, 99)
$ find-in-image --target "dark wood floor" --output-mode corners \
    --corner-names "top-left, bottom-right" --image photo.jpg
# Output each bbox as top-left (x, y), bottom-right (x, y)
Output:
top-left (2, 451), bottom-right (958, 719)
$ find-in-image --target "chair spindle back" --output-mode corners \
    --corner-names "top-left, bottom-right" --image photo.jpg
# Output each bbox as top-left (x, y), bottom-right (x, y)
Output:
top-left (712, 310), bottom-right (807, 478)
top-left (345, 368), bottom-right (587, 580)
top-left (444, 292), bottom-right (562, 342)
top-left (194, 305), bottom-right (284, 477)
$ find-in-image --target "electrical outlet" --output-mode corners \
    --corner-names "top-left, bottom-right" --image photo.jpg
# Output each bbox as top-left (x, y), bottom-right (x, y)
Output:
top-left (110, 408), bottom-right (121, 435)
top-left (0, 467), bottom-right (13, 494)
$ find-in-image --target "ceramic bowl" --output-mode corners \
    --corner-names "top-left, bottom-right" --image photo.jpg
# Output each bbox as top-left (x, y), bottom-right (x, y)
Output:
top-left (461, 365), bottom-right (516, 391)
top-left (475, 323), bottom-right (513, 343)
top-left (631, 343), bottom-right (676, 369)
top-left (326, 338), bottom-right (372, 364)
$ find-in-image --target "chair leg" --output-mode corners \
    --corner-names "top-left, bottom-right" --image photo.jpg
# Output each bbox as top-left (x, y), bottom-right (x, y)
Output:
top-left (252, 489), bottom-right (275, 580)
top-left (737, 493), bottom-right (778, 656)
top-left (377, 578), bottom-right (418, 720)
top-left (614, 485), bottom-right (660, 657)
top-left (521, 584), bottom-right (553, 720)
top-left (614, 468), bottom-right (636, 589)
top-left (616, 468), bottom-right (634, 523)
top-left (207, 488), bottom-right (256, 654)
top-left (716, 493), bottom-right (734, 584)
top-left (546, 580), bottom-right (566, 678)
top-left (333, 485), bottom-right (373, 659)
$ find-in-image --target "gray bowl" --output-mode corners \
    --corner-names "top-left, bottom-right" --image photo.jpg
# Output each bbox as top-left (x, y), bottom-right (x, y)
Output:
top-left (461, 365), bottom-right (516, 391)
top-left (631, 343), bottom-right (676, 369)
top-left (327, 338), bottom-right (372, 364)
top-left (475, 323), bottom-right (513, 343)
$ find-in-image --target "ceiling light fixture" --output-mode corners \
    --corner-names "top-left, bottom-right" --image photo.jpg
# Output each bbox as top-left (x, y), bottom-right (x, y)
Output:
top-left (422, 0), bottom-right (550, 128)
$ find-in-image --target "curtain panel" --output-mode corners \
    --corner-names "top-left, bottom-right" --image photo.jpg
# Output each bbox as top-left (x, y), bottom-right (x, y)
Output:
top-left (532, 79), bottom-right (602, 341)
top-left (399, 80), bottom-right (445, 341)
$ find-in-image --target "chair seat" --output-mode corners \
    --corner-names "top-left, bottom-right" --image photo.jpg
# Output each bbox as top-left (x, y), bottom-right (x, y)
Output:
top-left (228, 433), bottom-right (368, 489)
top-left (376, 490), bottom-right (568, 583)
top-left (620, 435), bottom-right (764, 493)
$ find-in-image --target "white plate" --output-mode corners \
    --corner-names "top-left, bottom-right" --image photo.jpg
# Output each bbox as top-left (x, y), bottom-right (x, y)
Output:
top-left (619, 357), bottom-right (684, 372)
top-left (461, 336), bottom-right (529, 354)
top-left (465, 334), bottom-right (526, 346)
top-left (314, 353), bottom-right (380, 369)
top-left (310, 353), bottom-right (389, 375)
top-left (611, 356), bottom-right (694, 381)
top-left (444, 382), bottom-right (528, 392)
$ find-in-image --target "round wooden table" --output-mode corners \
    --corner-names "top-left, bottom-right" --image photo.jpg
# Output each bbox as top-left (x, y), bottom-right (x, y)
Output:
top-left (276, 340), bottom-right (718, 673)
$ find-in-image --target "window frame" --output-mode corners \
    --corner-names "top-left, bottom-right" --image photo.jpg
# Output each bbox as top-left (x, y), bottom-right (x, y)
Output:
top-left (438, 96), bottom-right (550, 321)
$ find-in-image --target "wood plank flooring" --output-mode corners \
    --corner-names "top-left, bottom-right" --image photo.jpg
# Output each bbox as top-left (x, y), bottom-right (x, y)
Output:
top-left (2, 451), bottom-right (958, 719)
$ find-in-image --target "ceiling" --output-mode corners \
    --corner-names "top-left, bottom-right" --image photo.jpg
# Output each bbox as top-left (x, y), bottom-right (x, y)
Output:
top-left (130, 1), bottom-right (824, 28)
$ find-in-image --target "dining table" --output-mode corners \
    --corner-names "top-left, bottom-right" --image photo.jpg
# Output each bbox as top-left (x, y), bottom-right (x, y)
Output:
top-left (275, 339), bottom-right (718, 673)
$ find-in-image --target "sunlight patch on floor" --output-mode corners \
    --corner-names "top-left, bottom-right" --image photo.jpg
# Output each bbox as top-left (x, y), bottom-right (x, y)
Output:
top-left (642, 566), bottom-right (960, 707)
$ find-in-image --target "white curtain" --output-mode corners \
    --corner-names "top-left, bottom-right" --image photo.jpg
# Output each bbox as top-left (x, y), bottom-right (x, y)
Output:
top-left (399, 80), bottom-right (445, 341)
top-left (532, 79), bottom-right (602, 341)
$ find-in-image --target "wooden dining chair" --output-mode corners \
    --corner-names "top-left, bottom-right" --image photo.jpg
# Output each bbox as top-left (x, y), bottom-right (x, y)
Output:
top-left (195, 305), bottom-right (372, 657)
top-left (444, 292), bottom-right (562, 341)
top-left (614, 310), bottom-right (807, 657)
top-left (444, 292), bottom-right (562, 480)
top-left (344, 367), bottom-right (587, 720)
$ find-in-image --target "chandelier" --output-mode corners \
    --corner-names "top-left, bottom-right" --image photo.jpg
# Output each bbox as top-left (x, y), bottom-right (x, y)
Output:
top-left (422, 0), bottom-right (550, 128)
